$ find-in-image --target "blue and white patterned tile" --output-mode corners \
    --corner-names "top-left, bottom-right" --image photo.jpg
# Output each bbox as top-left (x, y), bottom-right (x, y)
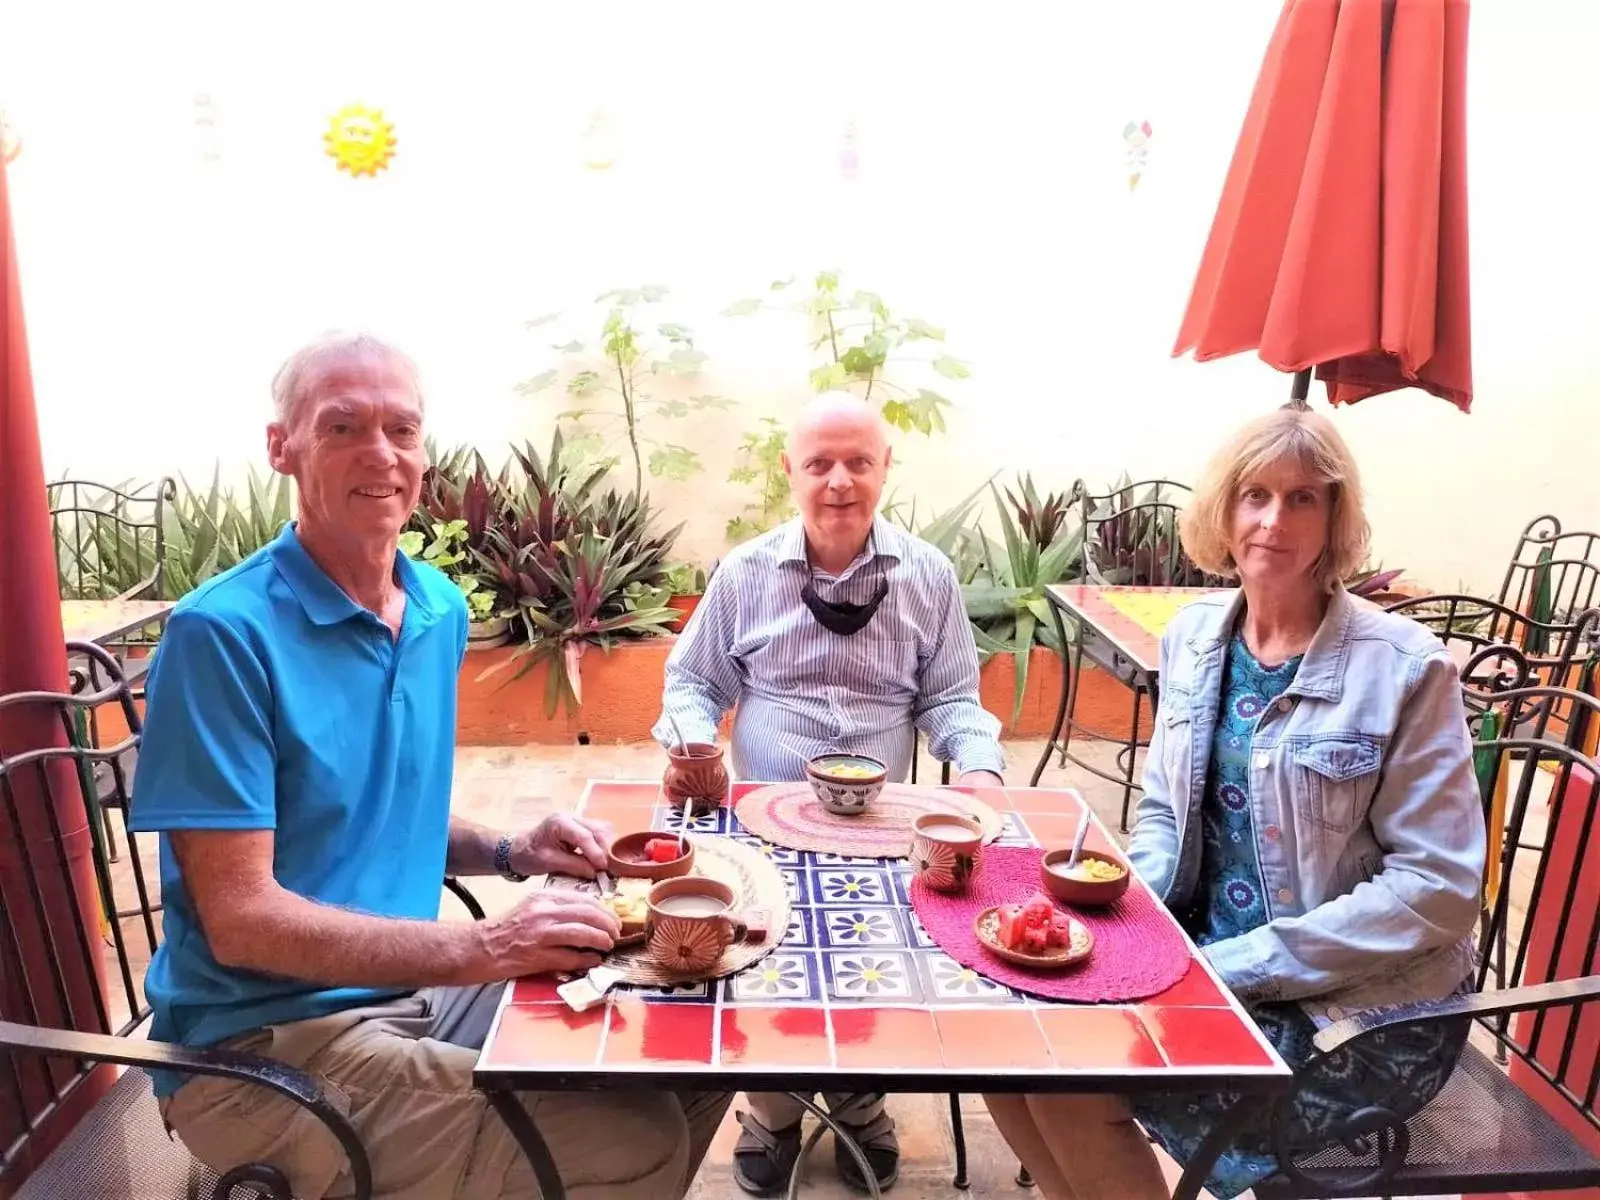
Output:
top-left (729, 834), bottom-right (804, 868)
top-left (818, 907), bottom-right (907, 950)
top-left (779, 907), bottom-right (813, 949)
top-left (903, 907), bottom-right (938, 949)
top-left (917, 953), bottom-right (1023, 1005)
top-left (812, 867), bottom-right (895, 906)
top-left (808, 849), bottom-right (886, 867)
top-left (620, 979), bottom-right (716, 1004)
top-left (654, 804), bottom-right (729, 835)
top-left (821, 950), bottom-right (923, 1004)
top-left (723, 951), bottom-right (821, 1004)
top-left (782, 868), bottom-right (811, 906)
top-left (890, 869), bottom-right (919, 907)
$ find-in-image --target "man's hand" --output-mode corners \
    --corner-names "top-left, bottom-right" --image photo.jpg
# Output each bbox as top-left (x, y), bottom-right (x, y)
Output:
top-left (510, 813), bottom-right (615, 879)
top-left (956, 770), bottom-right (1004, 787)
top-left (479, 890), bottom-right (622, 978)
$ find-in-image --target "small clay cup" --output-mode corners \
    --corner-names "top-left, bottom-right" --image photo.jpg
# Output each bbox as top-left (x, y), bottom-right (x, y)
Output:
top-left (909, 812), bottom-right (984, 893)
top-left (644, 877), bottom-right (759, 975)
top-left (664, 742), bottom-right (729, 814)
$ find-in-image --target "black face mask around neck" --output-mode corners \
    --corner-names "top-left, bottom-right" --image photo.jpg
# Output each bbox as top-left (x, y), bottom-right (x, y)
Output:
top-left (801, 572), bottom-right (887, 636)
top-left (800, 532), bottom-right (887, 636)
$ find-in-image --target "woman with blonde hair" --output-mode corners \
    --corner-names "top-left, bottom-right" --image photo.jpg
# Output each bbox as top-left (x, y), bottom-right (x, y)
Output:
top-left (984, 405), bottom-right (1485, 1199)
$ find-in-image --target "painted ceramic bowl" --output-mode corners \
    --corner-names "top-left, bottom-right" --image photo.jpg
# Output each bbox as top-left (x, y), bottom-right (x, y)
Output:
top-left (1040, 848), bottom-right (1131, 907)
top-left (804, 753), bottom-right (888, 815)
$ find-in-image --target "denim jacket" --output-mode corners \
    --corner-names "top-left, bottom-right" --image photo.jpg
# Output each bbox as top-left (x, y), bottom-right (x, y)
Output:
top-left (1128, 587), bottom-right (1486, 1024)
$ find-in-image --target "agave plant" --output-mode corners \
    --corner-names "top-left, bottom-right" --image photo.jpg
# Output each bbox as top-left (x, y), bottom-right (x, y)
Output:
top-left (161, 467), bottom-right (294, 598)
top-left (1084, 476), bottom-right (1225, 588)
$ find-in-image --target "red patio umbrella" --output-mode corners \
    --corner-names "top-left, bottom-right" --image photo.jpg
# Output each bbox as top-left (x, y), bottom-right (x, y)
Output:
top-left (1173, 0), bottom-right (1472, 412)
top-left (0, 153), bottom-right (113, 1179)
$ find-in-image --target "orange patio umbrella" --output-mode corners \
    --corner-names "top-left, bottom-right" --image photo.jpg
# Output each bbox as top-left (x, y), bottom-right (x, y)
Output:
top-left (1173, 0), bottom-right (1472, 412)
top-left (0, 152), bottom-right (114, 1176)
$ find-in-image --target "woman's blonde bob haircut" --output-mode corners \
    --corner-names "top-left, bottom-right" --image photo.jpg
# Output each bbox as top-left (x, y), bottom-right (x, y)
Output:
top-left (1179, 405), bottom-right (1371, 592)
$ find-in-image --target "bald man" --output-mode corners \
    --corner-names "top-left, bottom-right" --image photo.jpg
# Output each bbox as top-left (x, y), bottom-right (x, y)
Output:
top-left (653, 394), bottom-right (1004, 1196)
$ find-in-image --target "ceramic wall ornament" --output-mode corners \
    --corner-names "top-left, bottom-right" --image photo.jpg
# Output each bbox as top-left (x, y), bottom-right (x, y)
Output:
top-left (579, 106), bottom-right (617, 171)
top-left (323, 103), bottom-right (397, 177)
top-left (1123, 120), bottom-right (1152, 191)
top-left (1, 109), bottom-right (21, 165)
top-left (193, 93), bottom-right (221, 163)
top-left (837, 112), bottom-right (861, 183)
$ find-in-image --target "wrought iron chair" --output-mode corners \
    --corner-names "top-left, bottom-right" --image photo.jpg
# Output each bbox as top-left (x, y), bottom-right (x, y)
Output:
top-left (1497, 515), bottom-right (1600, 634)
top-left (0, 642), bottom-right (485, 1200)
top-left (47, 477), bottom-right (175, 605)
top-left (1250, 680), bottom-right (1600, 1199)
top-left (1032, 478), bottom-right (1226, 832)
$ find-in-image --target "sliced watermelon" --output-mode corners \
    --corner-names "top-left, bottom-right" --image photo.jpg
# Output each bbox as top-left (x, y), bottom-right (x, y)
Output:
top-left (1022, 926), bottom-right (1050, 956)
top-left (644, 837), bottom-right (684, 863)
top-left (1021, 894), bottom-right (1056, 930)
top-left (1046, 915), bottom-right (1074, 949)
top-left (997, 904), bottom-right (1028, 950)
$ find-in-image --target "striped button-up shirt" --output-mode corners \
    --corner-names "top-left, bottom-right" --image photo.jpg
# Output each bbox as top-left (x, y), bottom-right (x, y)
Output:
top-left (654, 516), bottom-right (1005, 784)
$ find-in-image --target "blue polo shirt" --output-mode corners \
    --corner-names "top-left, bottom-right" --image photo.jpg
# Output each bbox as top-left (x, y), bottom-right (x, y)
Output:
top-left (128, 524), bottom-right (466, 1095)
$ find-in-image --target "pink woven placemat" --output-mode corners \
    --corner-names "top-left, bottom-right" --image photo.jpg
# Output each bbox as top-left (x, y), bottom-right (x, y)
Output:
top-left (910, 846), bottom-right (1193, 1003)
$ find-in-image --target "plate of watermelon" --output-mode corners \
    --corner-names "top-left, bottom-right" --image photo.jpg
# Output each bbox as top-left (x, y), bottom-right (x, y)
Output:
top-left (975, 893), bottom-right (1094, 970)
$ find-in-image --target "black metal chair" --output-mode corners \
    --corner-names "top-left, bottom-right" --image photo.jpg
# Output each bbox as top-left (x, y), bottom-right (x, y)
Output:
top-left (1251, 682), bottom-right (1600, 1199)
top-left (0, 642), bottom-right (484, 1199)
top-left (1497, 515), bottom-right (1600, 633)
top-left (1032, 478), bottom-right (1226, 832)
top-left (47, 477), bottom-right (175, 605)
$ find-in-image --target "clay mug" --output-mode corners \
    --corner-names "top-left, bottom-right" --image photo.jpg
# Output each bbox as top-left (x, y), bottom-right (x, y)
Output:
top-left (909, 813), bottom-right (984, 893)
top-left (644, 878), bottom-right (760, 975)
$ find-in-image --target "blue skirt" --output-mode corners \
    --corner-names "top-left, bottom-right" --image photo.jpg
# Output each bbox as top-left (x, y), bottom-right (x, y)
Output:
top-left (1133, 1000), bottom-right (1467, 1200)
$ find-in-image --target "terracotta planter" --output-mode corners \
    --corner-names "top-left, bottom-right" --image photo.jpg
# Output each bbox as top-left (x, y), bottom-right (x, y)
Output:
top-left (977, 647), bottom-right (1152, 740)
top-left (665, 594), bottom-right (702, 634)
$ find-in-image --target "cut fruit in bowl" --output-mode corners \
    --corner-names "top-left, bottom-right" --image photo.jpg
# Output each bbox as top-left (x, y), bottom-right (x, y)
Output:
top-left (975, 895), bottom-right (1093, 970)
top-left (606, 831), bottom-right (696, 881)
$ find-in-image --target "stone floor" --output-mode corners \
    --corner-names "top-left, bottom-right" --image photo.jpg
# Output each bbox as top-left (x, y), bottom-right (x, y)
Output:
top-left (94, 734), bottom-right (1520, 1199)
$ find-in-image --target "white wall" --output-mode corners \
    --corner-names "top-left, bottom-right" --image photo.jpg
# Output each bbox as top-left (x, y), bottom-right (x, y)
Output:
top-left (4, 0), bottom-right (1597, 590)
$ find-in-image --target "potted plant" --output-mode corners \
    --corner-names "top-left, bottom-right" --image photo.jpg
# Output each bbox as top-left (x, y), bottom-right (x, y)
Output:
top-left (662, 562), bottom-right (708, 631)
top-left (398, 518), bottom-right (513, 650)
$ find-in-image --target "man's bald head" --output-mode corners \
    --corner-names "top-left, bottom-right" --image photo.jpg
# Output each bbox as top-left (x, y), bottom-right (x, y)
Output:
top-left (785, 392), bottom-right (891, 459)
top-left (782, 392), bottom-right (893, 568)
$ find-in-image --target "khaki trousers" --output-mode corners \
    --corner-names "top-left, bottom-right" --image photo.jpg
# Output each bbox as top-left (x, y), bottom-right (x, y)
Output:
top-left (160, 984), bottom-right (730, 1200)
top-left (744, 1090), bottom-right (887, 1132)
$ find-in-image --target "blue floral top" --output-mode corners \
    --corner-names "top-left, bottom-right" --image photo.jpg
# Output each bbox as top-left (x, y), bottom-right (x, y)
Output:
top-left (1186, 632), bottom-right (1301, 945)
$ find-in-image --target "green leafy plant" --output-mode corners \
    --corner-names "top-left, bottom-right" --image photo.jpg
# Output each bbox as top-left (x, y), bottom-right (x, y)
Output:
top-left (663, 562), bottom-right (708, 596)
top-left (398, 518), bottom-right (503, 623)
top-left (1084, 476), bottom-right (1225, 588)
top-left (158, 467), bottom-right (294, 599)
top-left (516, 287), bottom-right (734, 494)
top-left (725, 270), bottom-right (967, 435)
top-left (726, 417), bottom-right (793, 543)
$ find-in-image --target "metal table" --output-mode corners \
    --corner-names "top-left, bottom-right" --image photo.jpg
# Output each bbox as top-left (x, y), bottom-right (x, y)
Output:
top-left (475, 779), bottom-right (1291, 1200)
top-left (60, 598), bottom-right (175, 646)
top-left (1031, 586), bottom-right (1230, 827)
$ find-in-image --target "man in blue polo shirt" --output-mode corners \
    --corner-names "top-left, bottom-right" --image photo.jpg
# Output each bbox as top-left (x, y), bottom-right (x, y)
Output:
top-left (129, 332), bottom-right (728, 1200)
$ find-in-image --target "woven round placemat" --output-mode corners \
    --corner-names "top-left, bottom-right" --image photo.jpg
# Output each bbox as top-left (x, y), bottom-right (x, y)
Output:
top-left (546, 834), bottom-right (790, 987)
top-left (735, 782), bottom-right (1004, 858)
top-left (910, 846), bottom-right (1193, 1003)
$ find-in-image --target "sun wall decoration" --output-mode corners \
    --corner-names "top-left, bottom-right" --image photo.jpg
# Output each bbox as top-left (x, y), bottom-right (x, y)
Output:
top-left (323, 104), bottom-right (396, 177)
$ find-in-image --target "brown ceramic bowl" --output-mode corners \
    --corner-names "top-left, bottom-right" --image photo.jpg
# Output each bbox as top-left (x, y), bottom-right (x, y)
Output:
top-left (1040, 848), bottom-right (1131, 907)
top-left (606, 831), bottom-right (696, 881)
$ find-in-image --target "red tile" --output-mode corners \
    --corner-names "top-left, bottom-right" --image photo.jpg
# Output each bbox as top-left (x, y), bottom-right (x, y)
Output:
top-left (719, 1007), bottom-right (832, 1068)
top-left (582, 782), bottom-right (659, 813)
top-left (481, 1002), bottom-right (605, 1068)
top-left (1142, 963), bottom-right (1229, 1007)
top-left (833, 1009), bottom-right (943, 1070)
top-left (1006, 788), bottom-right (1087, 816)
top-left (934, 1009), bottom-right (1051, 1070)
top-left (1026, 814), bottom-right (1090, 847)
top-left (939, 785), bottom-right (1014, 815)
top-left (603, 998), bottom-right (715, 1067)
top-left (508, 977), bottom-right (565, 1004)
top-left (1036, 1007), bottom-right (1164, 1070)
top-left (730, 782), bottom-right (767, 802)
top-left (1140, 1006), bottom-right (1274, 1068)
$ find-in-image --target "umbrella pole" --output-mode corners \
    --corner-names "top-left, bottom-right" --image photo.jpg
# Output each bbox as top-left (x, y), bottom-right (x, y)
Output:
top-left (1288, 367), bottom-right (1313, 410)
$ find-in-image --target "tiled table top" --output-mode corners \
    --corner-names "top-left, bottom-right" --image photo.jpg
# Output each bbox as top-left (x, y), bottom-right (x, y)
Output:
top-left (476, 782), bottom-right (1291, 1096)
top-left (1046, 586), bottom-right (1229, 676)
top-left (60, 598), bottom-right (176, 645)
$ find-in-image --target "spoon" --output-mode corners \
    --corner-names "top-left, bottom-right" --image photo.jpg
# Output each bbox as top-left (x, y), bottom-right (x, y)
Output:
top-left (1065, 805), bottom-right (1092, 870)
